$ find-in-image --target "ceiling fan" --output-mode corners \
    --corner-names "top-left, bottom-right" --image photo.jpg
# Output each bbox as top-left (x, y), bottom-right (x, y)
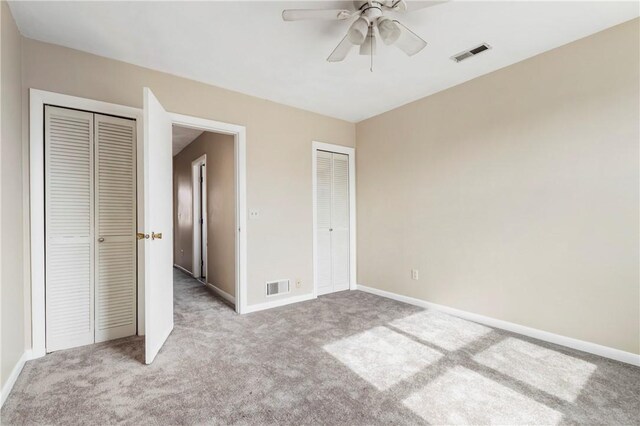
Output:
top-left (282, 1), bottom-right (437, 66)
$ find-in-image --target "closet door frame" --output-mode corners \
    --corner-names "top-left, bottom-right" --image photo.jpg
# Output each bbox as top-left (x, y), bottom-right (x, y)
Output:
top-left (30, 89), bottom-right (144, 359)
top-left (312, 141), bottom-right (356, 297)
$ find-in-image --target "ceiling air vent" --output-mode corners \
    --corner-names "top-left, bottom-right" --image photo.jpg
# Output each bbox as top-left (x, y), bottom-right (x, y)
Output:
top-left (451, 43), bottom-right (491, 63)
top-left (266, 279), bottom-right (290, 297)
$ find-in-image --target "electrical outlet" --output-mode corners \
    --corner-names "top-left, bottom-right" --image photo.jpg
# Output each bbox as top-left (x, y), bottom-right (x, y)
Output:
top-left (249, 210), bottom-right (260, 219)
top-left (295, 279), bottom-right (302, 289)
top-left (411, 269), bottom-right (419, 280)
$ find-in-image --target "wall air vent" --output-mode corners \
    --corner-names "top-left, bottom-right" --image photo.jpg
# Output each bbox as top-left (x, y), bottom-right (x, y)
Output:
top-left (266, 279), bottom-right (290, 296)
top-left (451, 43), bottom-right (491, 63)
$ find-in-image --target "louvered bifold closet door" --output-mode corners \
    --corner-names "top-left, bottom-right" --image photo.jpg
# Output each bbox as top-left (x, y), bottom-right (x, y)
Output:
top-left (316, 151), bottom-right (333, 295)
top-left (330, 153), bottom-right (350, 292)
top-left (45, 106), bottom-right (95, 352)
top-left (95, 114), bottom-right (137, 342)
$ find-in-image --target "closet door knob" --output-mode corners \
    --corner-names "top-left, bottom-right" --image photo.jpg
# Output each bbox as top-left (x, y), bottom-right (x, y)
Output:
top-left (98, 237), bottom-right (105, 243)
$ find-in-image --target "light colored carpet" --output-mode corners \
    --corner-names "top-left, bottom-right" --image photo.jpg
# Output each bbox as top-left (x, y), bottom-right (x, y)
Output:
top-left (2, 268), bottom-right (638, 425)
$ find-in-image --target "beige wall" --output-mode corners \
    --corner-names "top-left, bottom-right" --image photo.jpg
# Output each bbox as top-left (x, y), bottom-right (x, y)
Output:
top-left (356, 19), bottom-right (640, 354)
top-left (20, 36), bottom-right (355, 321)
top-left (1, 0), bottom-right (25, 389)
top-left (173, 132), bottom-right (236, 297)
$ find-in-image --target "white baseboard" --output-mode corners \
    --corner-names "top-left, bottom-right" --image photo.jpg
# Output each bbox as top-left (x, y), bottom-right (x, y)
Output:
top-left (1, 350), bottom-right (32, 408)
top-left (203, 282), bottom-right (236, 305)
top-left (244, 293), bottom-right (316, 314)
top-left (357, 284), bottom-right (640, 367)
top-left (173, 264), bottom-right (193, 277)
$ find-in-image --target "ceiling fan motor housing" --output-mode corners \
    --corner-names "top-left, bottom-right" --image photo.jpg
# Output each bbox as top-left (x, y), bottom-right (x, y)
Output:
top-left (357, 1), bottom-right (385, 21)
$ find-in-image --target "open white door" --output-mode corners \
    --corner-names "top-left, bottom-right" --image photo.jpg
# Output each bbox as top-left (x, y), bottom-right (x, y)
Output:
top-left (143, 88), bottom-right (174, 364)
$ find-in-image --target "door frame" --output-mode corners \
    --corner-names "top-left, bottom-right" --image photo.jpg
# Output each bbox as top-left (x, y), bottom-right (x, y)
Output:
top-left (311, 141), bottom-right (356, 298)
top-left (191, 154), bottom-right (207, 281)
top-left (170, 113), bottom-right (247, 315)
top-left (30, 89), bottom-right (144, 358)
top-left (29, 89), bottom-right (249, 359)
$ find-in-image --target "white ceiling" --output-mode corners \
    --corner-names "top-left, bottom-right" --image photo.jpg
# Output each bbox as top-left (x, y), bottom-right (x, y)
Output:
top-left (9, 1), bottom-right (639, 122)
top-left (172, 125), bottom-right (203, 156)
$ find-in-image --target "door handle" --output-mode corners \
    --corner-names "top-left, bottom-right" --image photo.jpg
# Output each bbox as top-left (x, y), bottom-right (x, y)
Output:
top-left (152, 232), bottom-right (163, 240)
top-left (136, 233), bottom-right (149, 240)
top-left (98, 237), bottom-right (105, 243)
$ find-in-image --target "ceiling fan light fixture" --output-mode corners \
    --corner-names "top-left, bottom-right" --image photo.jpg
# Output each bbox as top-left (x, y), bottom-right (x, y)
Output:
top-left (348, 16), bottom-right (370, 45)
top-left (283, 1), bottom-right (432, 66)
top-left (377, 17), bottom-right (401, 45)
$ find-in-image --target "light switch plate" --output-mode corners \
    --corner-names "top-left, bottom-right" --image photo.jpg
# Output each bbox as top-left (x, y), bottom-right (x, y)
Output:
top-left (249, 210), bottom-right (259, 219)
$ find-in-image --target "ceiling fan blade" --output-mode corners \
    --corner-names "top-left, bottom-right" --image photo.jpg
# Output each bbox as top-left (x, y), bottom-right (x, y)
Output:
top-left (282, 9), bottom-right (353, 21)
top-left (327, 34), bottom-right (355, 62)
top-left (392, 21), bottom-right (427, 56)
top-left (383, 0), bottom-right (448, 13)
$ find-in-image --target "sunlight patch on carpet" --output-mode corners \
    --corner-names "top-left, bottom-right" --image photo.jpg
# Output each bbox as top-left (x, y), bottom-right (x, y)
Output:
top-left (389, 310), bottom-right (491, 351)
top-left (403, 366), bottom-right (562, 425)
top-left (323, 326), bottom-right (443, 390)
top-left (473, 337), bottom-right (596, 402)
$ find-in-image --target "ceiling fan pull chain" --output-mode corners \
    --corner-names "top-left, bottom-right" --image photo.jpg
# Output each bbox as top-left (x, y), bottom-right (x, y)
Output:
top-left (370, 24), bottom-right (374, 72)
top-left (370, 44), bottom-right (374, 72)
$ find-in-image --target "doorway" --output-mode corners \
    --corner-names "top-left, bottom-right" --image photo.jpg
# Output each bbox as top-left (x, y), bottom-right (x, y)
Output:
top-left (142, 91), bottom-right (248, 364)
top-left (193, 157), bottom-right (207, 282)
top-left (172, 127), bottom-right (236, 308)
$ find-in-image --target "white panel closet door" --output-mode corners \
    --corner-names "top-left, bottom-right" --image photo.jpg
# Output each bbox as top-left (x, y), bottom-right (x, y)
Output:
top-left (95, 114), bottom-right (137, 342)
top-left (45, 106), bottom-right (95, 352)
top-left (315, 150), bottom-right (350, 295)
top-left (331, 153), bottom-right (350, 292)
top-left (316, 151), bottom-right (333, 295)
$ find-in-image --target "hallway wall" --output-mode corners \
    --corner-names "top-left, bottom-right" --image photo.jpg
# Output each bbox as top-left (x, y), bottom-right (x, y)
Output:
top-left (173, 132), bottom-right (236, 297)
